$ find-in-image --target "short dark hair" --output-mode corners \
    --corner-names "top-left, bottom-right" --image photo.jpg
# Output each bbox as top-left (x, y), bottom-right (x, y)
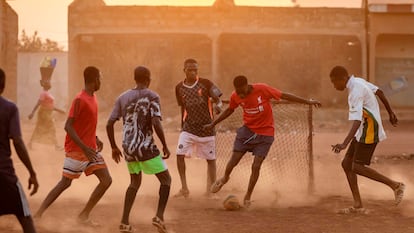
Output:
top-left (83, 66), bottom-right (100, 84)
top-left (134, 66), bottom-right (151, 84)
top-left (184, 58), bottom-right (198, 67)
top-left (329, 66), bottom-right (348, 81)
top-left (0, 68), bottom-right (5, 92)
top-left (233, 75), bottom-right (248, 88)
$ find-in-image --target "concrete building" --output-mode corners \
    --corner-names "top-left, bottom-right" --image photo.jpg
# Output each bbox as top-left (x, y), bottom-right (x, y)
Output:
top-left (0, 0), bottom-right (18, 101)
top-left (68, 0), bottom-right (367, 115)
top-left (66, 0), bottom-right (413, 114)
top-left (367, 0), bottom-right (414, 106)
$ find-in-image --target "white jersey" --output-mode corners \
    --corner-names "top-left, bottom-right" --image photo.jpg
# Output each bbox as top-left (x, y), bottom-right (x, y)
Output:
top-left (346, 75), bottom-right (386, 143)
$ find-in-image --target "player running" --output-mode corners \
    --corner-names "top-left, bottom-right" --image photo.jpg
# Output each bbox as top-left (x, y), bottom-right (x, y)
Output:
top-left (34, 66), bottom-right (112, 225)
top-left (107, 66), bottom-right (171, 233)
top-left (329, 65), bottom-right (404, 214)
top-left (0, 68), bottom-right (39, 233)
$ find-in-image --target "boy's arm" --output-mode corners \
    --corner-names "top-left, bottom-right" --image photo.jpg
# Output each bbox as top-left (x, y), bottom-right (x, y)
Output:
top-left (64, 99), bottom-right (97, 161)
top-left (204, 107), bottom-right (234, 131)
top-left (332, 120), bottom-right (361, 154)
top-left (281, 92), bottom-right (321, 108)
top-left (152, 116), bottom-right (170, 159)
top-left (65, 117), bottom-right (97, 162)
top-left (375, 89), bottom-right (398, 126)
top-left (12, 136), bottom-right (39, 196)
top-left (106, 119), bottom-right (123, 163)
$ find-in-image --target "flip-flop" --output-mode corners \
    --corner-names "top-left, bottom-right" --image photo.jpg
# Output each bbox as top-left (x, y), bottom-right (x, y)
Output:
top-left (119, 223), bottom-right (133, 233)
top-left (336, 207), bottom-right (369, 215)
top-left (394, 183), bottom-right (405, 206)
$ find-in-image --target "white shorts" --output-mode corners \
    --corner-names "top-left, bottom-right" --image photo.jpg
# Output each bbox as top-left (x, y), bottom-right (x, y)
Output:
top-left (176, 131), bottom-right (216, 160)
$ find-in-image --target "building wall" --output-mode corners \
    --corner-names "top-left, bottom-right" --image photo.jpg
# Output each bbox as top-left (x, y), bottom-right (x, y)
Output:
top-left (0, 0), bottom-right (18, 101)
top-left (369, 13), bottom-right (414, 107)
top-left (69, 1), bottom-right (367, 115)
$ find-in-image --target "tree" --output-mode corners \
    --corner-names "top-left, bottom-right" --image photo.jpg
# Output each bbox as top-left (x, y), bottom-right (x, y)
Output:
top-left (18, 30), bottom-right (64, 52)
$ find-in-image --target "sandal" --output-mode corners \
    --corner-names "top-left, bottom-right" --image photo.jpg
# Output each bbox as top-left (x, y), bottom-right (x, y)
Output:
top-left (394, 183), bottom-right (405, 206)
top-left (337, 207), bottom-right (369, 215)
top-left (119, 223), bottom-right (133, 233)
top-left (152, 216), bottom-right (168, 233)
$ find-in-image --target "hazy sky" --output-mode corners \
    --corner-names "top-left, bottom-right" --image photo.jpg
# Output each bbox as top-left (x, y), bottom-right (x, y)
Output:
top-left (8, 0), bottom-right (362, 50)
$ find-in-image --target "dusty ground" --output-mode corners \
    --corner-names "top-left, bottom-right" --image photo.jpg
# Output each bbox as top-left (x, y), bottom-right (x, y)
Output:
top-left (1, 111), bottom-right (414, 233)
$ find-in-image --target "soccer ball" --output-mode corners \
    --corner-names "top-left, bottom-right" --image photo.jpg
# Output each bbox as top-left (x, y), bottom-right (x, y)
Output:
top-left (222, 194), bottom-right (241, 211)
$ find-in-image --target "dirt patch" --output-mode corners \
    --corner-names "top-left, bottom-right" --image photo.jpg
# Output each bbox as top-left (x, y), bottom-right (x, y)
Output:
top-left (1, 116), bottom-right (413, 233)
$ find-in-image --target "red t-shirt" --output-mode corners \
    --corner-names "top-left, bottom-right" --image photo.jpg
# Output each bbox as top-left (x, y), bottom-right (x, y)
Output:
top-left (229, 83), bottom-right (282, 136)
top-left (64, 90), bottom-right (98, 153)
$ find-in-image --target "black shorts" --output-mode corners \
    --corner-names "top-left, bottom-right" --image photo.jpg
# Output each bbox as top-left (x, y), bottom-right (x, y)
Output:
top-left (233, 126), bottom-right (274, 157)
top-left (0, 175), bottom-right (31, 217)
top-left (344, 138), bottom-right (377, 166)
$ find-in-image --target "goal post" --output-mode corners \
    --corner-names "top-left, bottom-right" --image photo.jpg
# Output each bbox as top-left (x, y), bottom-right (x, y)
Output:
top-left (214, 101), bottom-right (315, 195)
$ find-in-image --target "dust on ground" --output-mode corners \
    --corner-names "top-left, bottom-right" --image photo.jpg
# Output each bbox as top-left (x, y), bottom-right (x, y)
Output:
top-left (1, 110), bottom-right (414, 233)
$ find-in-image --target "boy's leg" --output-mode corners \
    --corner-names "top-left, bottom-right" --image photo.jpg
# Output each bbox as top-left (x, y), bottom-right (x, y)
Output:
top-left (175, 154), bottom-right (189, 196)
top-left (17, 215), bottom-right (37, 233)
top-left (353, 164), bottom-right (401, 189)
top-left (121, 173), bottom-right (142, 225)
top-left (206, 159), bottom-right (216, 193)
top-left (211, 151), bottom-right (245, 194)
top-left (34, 176), bottom-right (72, 218)
top-left (155, 170), bottom-right (172, 221)
top-left (341, 140), bottom-right (363, 208)
top-left (244, 155), bottom-right (265, 204)
top-left (351, 141), bottom-right (402, 190)
top-left (223, 151), bottom-right (245, 181)
top-left (78, 168), bottom-right (112, 221)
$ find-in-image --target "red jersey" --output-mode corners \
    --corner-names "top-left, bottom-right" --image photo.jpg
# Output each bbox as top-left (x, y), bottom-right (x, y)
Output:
top-left (229, 83), bottom-right (282, 136)
top-left (64, 90), bottom-right (98, 153)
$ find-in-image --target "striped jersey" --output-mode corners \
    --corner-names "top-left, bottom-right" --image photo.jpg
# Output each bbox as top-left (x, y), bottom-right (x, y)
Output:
top-left (347, 76), bottom-right (386, 144)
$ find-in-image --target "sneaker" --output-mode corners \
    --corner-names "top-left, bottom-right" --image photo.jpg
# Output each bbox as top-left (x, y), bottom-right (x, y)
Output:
top-left (173, 189), bottom-right (189, 198)
top-left (394, 182), bottom-right (405, 206)
top-left (210, 178), bottom-right (227, 193)
top-left (119, 223), bottom-right (133, 233)
top-left (152, 216), bottom-right (168, 233)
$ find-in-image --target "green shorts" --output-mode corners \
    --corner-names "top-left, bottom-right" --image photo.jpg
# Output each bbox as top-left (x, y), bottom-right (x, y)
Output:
top-left (127, 155), bottom-right (167, 175)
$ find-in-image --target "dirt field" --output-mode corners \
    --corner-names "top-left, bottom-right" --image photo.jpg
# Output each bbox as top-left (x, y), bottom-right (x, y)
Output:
top-left (1, 113), bottom-right (414, 233)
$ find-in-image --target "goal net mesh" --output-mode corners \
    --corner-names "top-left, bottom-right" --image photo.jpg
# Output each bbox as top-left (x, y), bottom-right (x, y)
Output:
top-left (215, 101), bottom-right (314, 195)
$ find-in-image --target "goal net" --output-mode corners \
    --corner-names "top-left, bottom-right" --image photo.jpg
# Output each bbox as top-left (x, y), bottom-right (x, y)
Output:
top-left (215, 101), bottom-right (314, 195)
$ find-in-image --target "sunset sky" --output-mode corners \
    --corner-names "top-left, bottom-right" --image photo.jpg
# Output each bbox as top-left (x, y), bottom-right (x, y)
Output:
top-left (8, 0), bottom-right (362, 50)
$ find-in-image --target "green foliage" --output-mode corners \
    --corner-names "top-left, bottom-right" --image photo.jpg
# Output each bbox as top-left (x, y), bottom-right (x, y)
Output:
top-left (18, 30), bottom-right (64, 52)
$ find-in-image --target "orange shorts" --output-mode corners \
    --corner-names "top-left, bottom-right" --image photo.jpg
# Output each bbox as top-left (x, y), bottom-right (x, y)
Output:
top-left (63, 151), bottom-right (107, 179)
